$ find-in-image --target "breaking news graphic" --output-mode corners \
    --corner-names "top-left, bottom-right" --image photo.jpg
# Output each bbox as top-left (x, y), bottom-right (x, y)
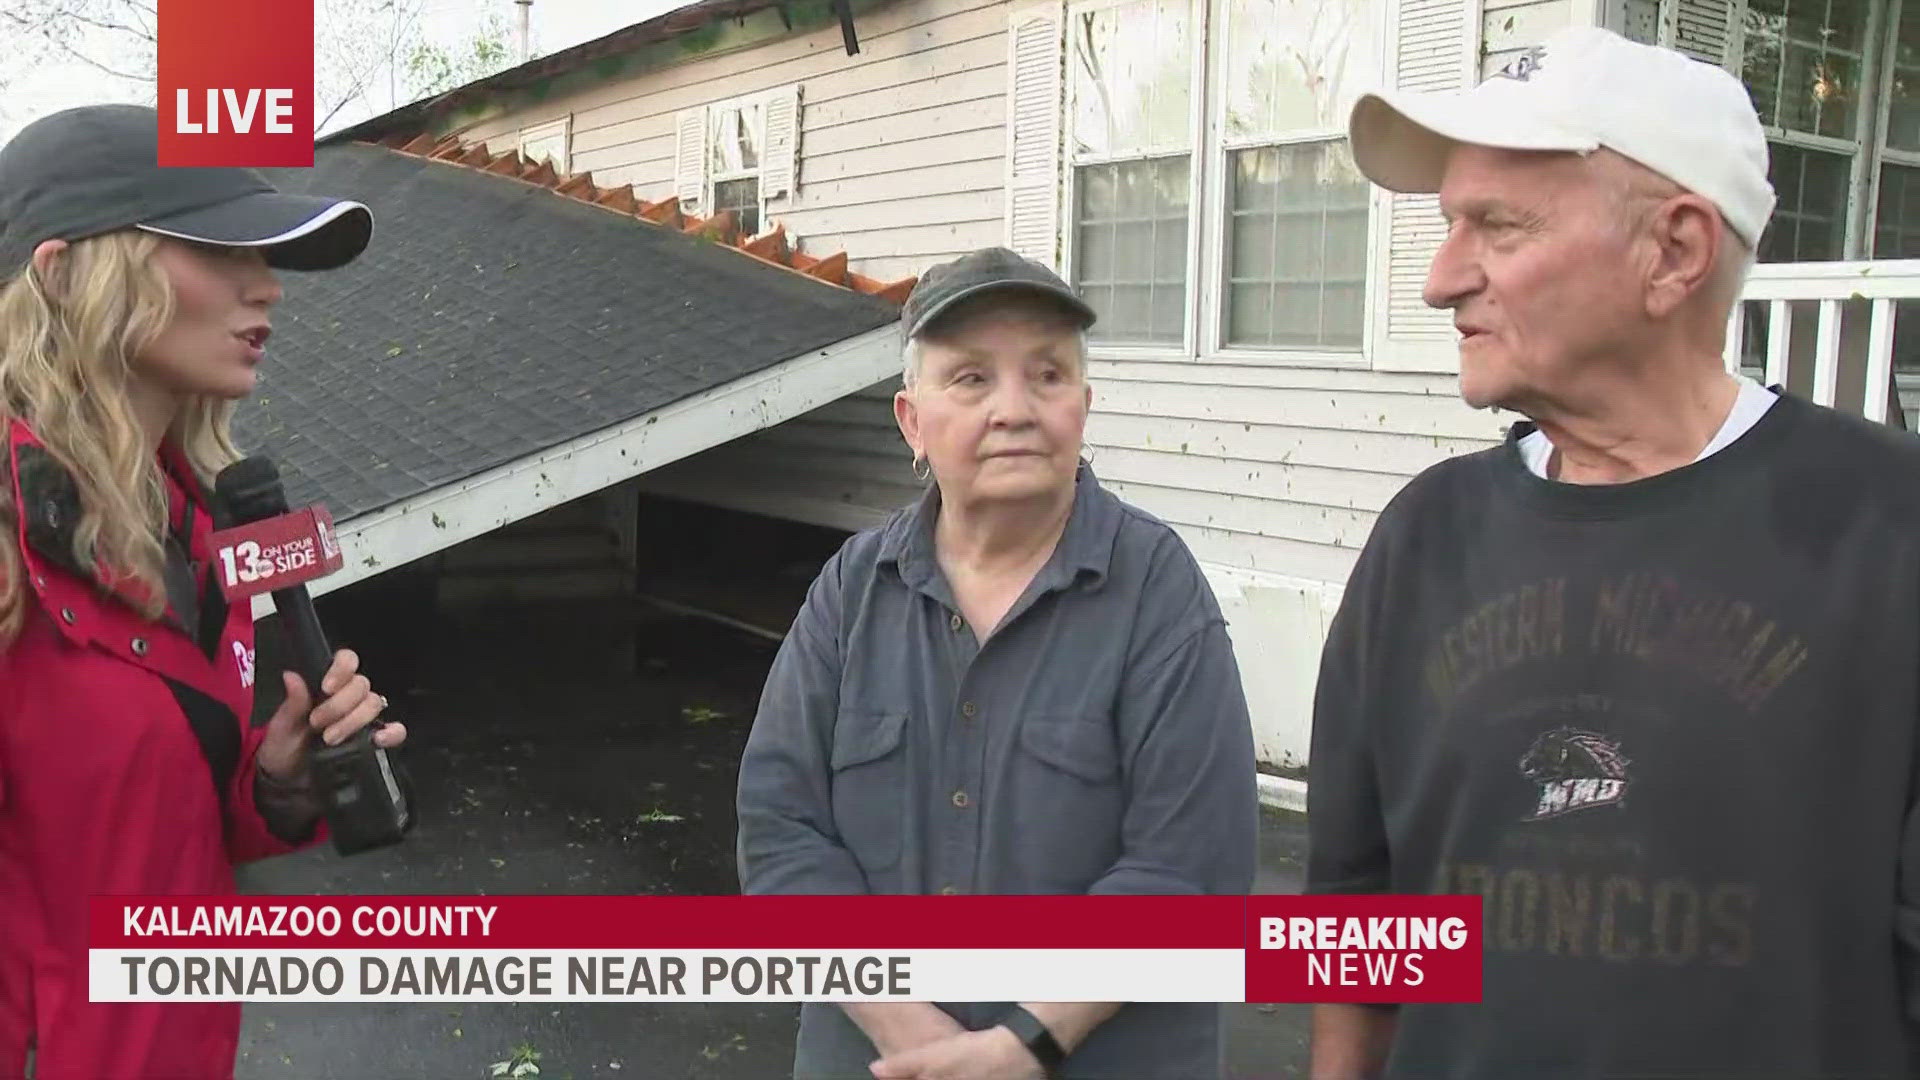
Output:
top-left (92, 896), bottom-right (1483, 1005)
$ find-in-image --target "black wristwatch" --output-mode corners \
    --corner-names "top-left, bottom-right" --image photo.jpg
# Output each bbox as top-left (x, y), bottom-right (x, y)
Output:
top-left (998, 1005), bottom-right (1067, 1079)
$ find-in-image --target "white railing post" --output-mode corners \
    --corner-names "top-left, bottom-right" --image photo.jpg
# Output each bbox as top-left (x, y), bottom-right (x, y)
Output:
top-left (1739, 261), bottom-right (1920, 426)
top-left (1812, 299), bottom-right (1842, 407)
top-left (1865, 298), bottom-right (1896, 424)
top-left (1766, 300), bottom-right (1792, 388)
top-left (1724, 303), bottom-right (1745, 374)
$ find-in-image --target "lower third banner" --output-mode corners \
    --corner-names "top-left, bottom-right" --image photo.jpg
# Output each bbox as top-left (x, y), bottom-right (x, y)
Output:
top-left (89, 895), bottom-right (1482, 1004)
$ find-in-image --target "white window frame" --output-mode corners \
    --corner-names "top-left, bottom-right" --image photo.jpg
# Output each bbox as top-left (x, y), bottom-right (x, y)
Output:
top-left (518, 116), bottom-right (571, 174)
top-left (1197, 0), bottom-right (1384, 367)
top-left (675, 86), bottom-right (799, 240)
top-left (1867, 0), bottom-right (1920, 249)
top-left (706, 89), bottom-right (774, 239)
top-left (1055, 0), bottom-right (1386, 366)
top-left (1059, 0), bottom-right (1210, 360)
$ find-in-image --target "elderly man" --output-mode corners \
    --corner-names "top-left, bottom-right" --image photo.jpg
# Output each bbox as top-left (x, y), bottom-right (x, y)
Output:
top-left (1308, 25), bottom-right (1920, 1079)
top-left (737, 247), bottom-right (1258, 1079)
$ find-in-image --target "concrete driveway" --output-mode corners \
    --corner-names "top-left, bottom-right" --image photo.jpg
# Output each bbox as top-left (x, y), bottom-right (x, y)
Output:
top-left (233, 598), bottom-right (1311, 1079)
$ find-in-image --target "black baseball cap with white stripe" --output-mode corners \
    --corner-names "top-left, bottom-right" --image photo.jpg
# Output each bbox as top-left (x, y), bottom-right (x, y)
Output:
top-left (0, 104), bottom-right (373, 280)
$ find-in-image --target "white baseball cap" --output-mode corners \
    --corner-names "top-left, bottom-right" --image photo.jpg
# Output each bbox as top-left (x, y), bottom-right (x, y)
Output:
top-left (1348, 26), bottom-right (1777, 248)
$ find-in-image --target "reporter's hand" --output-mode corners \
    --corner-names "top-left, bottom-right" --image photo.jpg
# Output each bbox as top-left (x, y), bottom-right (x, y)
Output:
top-left (256, 648), bottom-right (406, 784)
top-left (868, 1027), bottom-right (1043, 1080)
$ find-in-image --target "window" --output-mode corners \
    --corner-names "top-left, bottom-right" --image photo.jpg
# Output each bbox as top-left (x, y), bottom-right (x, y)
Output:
top-left (1743, 0), bottom-right (1875, 260)
top-left (709, 98), bottom-right (766, 237)
top-left (1041, 0), bottom-right (1385, 357)
top-left (1880, 0), bottom-right (1920, 257)
top-left (1638, 0), bottom-right (1920, 262)
top-left (519, 117), bottom-right (570, 174)
top-left (1218, 0), bottom-right (1377, 350)
top-left (1066, 0), bottom-right (1197, 346)
top-left (672, 87), bottom-right (800, 240)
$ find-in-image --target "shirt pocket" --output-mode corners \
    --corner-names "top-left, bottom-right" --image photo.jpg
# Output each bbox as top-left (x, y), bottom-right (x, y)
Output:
top-left (1018, 713), bottom-right (1121, 784)
top-left (1013, 713), bottom-right (1124, 889)
top-left (829, 710), bottom-right (908, 880)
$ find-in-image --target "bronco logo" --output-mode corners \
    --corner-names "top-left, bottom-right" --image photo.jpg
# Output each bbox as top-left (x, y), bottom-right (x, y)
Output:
top-left (1520, 726), bottom-right (1629, 820)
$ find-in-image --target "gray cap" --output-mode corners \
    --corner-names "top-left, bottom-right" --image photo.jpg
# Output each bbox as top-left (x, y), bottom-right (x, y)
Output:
top-left (0, 104), bottom-right (373, 280)
top-left (901, 247), bottom-right (1096, 339)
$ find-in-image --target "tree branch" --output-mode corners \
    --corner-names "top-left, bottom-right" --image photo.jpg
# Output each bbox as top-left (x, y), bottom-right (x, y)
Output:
top-left (57, 8), bottom-right (156, 44)
top-left (33, 30), bottom-right (151, 82)
top-left (315, 87), bottom-right (367, 133)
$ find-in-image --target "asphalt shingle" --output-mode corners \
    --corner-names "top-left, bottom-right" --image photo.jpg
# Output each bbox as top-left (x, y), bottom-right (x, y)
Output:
top-left (238, 142), bottom-right (899, 522)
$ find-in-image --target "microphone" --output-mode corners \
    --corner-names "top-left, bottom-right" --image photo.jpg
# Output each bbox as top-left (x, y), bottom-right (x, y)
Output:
top-left (212, 456), bottom-right (411, 856)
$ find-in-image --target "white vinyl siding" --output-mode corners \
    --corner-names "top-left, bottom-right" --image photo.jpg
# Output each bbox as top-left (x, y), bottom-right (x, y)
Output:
top-left (635, 378), bottom-right (922, 534)
top-left (461, 0), bottom-right (1517, 576)
top-left (464, 0), bottom-right (1542, 769)
top-left (1483, 0), bottom-right (1582, 75)
top-left (519, 116), bottom-right (571, 172)
top-left (466, 0), bottom-right (1012, 269)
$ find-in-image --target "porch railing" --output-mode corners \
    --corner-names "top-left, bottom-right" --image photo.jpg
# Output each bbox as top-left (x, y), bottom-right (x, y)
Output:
top-left (1726, 259), bottom-right (1920, 429)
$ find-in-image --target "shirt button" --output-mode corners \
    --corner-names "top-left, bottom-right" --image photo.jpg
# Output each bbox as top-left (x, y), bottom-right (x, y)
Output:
top-left (950, 613), bottom-right (963, 631)
top-left (131, 637), bottom-right (149, 657)
top-left (59, 607), bottom-right (75, 625)
top-left (961, 701), bottom-right (977, 719)
top-left (952, 790), bottom-right (969, 808)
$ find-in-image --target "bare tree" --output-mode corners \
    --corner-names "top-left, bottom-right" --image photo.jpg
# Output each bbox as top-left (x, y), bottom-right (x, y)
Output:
top-left (0, 0), bottom-right (509, 137)
top-left (0, 0), bottom-right (156, 86)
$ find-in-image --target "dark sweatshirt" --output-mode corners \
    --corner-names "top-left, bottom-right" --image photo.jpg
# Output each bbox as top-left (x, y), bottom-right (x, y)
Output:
top-left (1307, 389), bottom-right (1920, 1078)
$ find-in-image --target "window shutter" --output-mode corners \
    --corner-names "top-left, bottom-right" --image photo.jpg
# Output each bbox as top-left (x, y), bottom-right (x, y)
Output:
top-left (1665, 0), bottom-right (1742, 70)
top-left (762, 85), bottom-right (801, 200)
top-left (1005, 4), bottom-right (1064, 270)
top-left (674, 107), bottom-right (707, 210)
top-left (1371, 0), bottom-right (1479, 372)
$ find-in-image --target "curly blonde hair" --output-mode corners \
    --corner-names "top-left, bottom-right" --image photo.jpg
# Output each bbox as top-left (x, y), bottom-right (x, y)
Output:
top-left (0, 230), bottom-right (242, 647)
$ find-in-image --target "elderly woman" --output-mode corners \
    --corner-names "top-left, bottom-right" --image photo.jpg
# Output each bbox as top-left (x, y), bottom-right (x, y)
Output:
top-left (736, 247), bottom-right (1258, 1080)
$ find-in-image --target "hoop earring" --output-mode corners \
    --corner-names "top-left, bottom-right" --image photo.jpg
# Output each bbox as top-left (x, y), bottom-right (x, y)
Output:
top-left (912, 455), bottom-right (932, 482)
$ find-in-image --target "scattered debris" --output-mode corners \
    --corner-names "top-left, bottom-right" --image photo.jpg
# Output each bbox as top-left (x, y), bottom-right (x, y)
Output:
top-left (488, 1040), bottom-right (542, 1078)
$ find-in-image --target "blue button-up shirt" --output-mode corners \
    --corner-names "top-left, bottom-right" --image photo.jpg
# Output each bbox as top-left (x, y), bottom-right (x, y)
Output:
top-left (737, 463), bottom-right (1258, 1078)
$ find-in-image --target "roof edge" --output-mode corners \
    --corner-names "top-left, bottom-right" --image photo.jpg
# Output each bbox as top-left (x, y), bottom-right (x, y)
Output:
top-left (364, 131), bottom-right (917, 305)
top-left (254, 322), bottom-right (905, 611)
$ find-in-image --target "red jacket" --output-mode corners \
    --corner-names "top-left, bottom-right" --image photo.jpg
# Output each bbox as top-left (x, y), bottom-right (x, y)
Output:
top-left (0, 419), bottom-right (320, 1079)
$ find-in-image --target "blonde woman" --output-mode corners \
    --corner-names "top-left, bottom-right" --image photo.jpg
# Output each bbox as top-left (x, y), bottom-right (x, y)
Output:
top-left (0, 105), bottom-right (406, 1079)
